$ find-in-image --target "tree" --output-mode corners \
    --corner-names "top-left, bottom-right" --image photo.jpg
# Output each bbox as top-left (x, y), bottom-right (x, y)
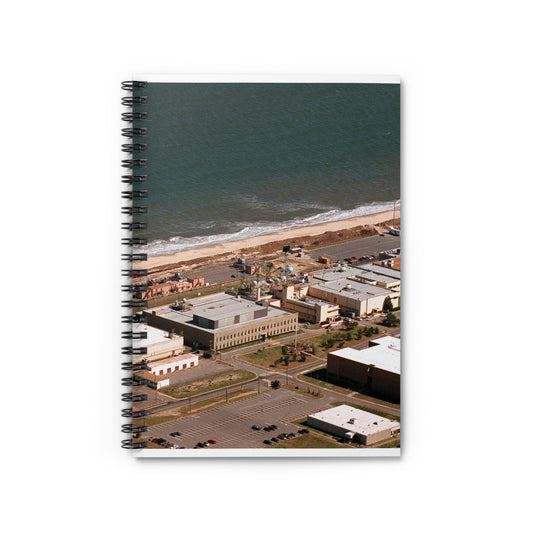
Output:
top-left (271, 380), bottom-right (281, 389)
top-left (311, 344), bottom-right (317, 355)
top-left (382, 296), bottom-right (394, 313)
top-left (281, 345), bottom-right (288, 355)
top-left (382, 312), bottom-right (400, 327)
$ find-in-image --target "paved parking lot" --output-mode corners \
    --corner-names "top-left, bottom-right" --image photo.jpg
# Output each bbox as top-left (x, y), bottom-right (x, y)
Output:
top-left (145, 388), bottom-right (333, 449)
top-left (165, 357), bottom-right (233, 386)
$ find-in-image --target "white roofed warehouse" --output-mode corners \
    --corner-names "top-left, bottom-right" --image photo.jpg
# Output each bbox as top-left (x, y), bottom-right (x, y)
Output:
top-left (327, 336), bottom-right (400, 402)
top-left (307, 404), bottom-right (400, 446)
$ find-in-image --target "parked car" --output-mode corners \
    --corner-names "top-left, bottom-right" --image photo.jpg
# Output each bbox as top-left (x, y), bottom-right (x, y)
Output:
top-left (271, 437), bottom-right (279, 443)
top-left (287, 432), bottom-right (296, 438)
top-left (270, 424), bottom-right (278, 430)
top-left (252, 425), bottom-right (261, 430)
top-left (263, 440), bottom-right (273, 445)
top-left (169, 431), bottom-right (182, 437)
top-left (207, 439), bottom-right (217, 445)
top-left (196, 442), bottom-right (205, 448)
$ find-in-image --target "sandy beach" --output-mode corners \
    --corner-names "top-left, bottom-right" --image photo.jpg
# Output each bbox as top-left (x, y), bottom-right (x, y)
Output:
top-left (141, 209), bottom-right (400, 271)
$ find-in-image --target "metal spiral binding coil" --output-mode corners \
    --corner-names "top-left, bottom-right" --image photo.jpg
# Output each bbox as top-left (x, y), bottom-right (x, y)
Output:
top-left (121, 80), bottom-right (148, 450)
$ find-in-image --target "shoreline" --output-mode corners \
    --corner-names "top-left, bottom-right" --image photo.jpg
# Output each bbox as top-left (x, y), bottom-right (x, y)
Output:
top-left (140, 208), bottom-right (400, 271)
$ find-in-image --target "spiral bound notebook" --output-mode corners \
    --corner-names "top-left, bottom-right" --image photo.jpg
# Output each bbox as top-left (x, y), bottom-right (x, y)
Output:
top-left (122, 76), bottom-right (401, 457)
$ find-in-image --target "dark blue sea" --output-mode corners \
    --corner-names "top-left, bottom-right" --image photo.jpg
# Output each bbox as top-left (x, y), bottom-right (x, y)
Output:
top-left (133, 82), bottom-right (400, 256)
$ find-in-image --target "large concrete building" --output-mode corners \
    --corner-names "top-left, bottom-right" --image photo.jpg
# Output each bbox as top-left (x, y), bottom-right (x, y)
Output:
top-left (273, 284), bottom-right (340, 324)
top-left (132, 323), bottom-right (184, 363)
top-left (307, 404), bottom-right (400, 445)
top-left (308, 278), bottom-right (398, 317)
top-left (306, 264), bottom-right (400, 316)
top-left (144, 292), bottom-right (298, 351)
top-left (327, 336), bottom-right (400, 402)
top-left (312, 264), bottom-right (400, 290)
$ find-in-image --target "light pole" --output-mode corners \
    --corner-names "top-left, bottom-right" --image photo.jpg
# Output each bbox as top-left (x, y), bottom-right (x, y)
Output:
top-left (393, 200), bottom-right (399, 226)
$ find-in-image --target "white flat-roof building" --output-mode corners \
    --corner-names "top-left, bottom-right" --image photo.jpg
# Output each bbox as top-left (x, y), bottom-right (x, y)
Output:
top-left (307, 404), bottom-right (400, 445)
top-left (145, 292), bottom-right (297, 350)
top-left (147, 353), bottom-right (198, 376)
top-left (132, 323), bottom-right (184, 363)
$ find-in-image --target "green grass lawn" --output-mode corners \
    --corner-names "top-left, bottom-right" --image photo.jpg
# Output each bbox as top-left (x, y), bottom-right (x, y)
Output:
top-left (376, 439), bottom-right (401, 448)
top-left (300, 367), bottom-right (400, 409)
top-left (239, 344), bottom-right (317, 371)
top-left (311, 328), bottom-right (384, 358)
top-left (272, 433), bottom-right (348, 449)
top-left (299, 366), bottom-right (353, 394)
top-left (160, 369), bottom-right (256, 399)
top-left (280, 383), bottom-right (323, 398)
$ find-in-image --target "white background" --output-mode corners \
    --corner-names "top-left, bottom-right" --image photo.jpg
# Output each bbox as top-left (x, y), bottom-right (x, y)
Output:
top-left (1, 1), bottom-right (532, 531)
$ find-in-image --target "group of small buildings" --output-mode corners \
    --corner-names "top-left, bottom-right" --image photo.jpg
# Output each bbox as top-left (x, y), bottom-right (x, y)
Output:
top-left (271, 261), bottom-right (400, 323)
top-left (136, 276), bottom-right (205, 300)
top-left (131, 251), bottom-right (400, 397)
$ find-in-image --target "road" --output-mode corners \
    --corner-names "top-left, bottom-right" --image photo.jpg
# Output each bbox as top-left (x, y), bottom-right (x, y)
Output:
top-left (147, 325), bottom-right (401, 419)
top-left (310, 233), bottom-right (400, 262)
top-left (181, 264), bottom-right (238, 285)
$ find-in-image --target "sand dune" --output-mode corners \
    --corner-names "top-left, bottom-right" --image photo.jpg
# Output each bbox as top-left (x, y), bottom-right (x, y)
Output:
top-left (139, 209), bottom-right (400, 270)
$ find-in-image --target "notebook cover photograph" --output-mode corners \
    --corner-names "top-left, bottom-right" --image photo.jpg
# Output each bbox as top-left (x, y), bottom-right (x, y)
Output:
top-left (121, 76), bottom-right (401, 456)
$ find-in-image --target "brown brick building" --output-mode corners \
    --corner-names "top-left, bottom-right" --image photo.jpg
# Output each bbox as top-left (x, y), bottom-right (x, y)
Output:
top-left (327, 336), bottom-right (400, 402)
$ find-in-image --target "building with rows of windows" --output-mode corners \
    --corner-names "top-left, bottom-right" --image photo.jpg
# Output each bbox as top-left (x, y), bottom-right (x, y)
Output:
top-left (144, 292), bottom-right (298, 351)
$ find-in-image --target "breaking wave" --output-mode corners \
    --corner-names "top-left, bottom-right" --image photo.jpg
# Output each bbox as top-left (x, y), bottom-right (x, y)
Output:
top-left (136, 200), bottom-right (399, 257)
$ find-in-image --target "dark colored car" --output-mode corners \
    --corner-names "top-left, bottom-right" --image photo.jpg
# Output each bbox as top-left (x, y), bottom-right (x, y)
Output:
top-left (169, 431), bottom-right (182, 437)
top-left (277, 434), bottom-right (286, 440)
top-left (252, 425), bottom-right (261, 430)
top-left (287, 433), bottom-right (296, 438)
top-left (196, 442), bottom-right (205, 448)
top-left (263, 440), bottom-right (273, 445)
top-left (264, 426), bottom-right (272, 431)
top-left (270, 425), bottom-right (278, 430)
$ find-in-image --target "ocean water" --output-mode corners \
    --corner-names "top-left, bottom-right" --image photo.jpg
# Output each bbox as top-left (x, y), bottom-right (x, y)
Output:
top-left (133, 83), bottom-right (400, 256)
